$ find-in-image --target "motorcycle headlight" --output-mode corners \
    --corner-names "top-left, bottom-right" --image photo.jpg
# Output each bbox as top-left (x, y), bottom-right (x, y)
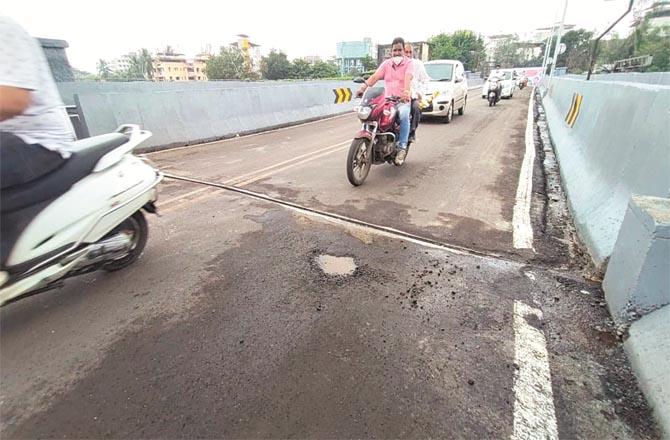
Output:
top-left (357, 106), bottom-right (372, 121)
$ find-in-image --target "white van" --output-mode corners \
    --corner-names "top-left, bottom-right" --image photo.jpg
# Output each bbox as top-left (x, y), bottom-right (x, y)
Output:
top-left (420, 60), bottom-right (468, 123)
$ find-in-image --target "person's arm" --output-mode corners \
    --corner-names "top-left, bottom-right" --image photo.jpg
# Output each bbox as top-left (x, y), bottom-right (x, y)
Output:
top-left (0, 17), bottom-right (39, 121)
top-left (356, 62), bottom-right (385, 96)
top-left (0, 86), bottom-right (31, 121)
top-left (402, 67), bottom-right (414, 102)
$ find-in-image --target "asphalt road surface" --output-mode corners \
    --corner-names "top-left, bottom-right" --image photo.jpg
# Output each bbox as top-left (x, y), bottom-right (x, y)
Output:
top-left (0, 89), bottom-right (660, 439)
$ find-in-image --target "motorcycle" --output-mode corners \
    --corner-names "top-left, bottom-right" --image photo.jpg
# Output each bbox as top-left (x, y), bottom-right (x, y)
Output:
top-left (518, 76), bottom-right (528, 90)
top-left (487, 78), bottom-right (502, 107)
top-left (347, 86), bottom-right (413, 186)
top-left (0, 125), bottom-right (163, 306)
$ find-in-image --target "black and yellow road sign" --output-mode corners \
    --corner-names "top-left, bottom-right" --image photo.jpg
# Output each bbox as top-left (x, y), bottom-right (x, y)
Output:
top-left (565, 93), bottom-right (583, 127)
top-left (333, 88), bottom-right (352, 104)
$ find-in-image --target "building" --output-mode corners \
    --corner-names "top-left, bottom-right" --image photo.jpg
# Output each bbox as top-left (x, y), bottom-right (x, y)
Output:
top-left (230, 34), bottom-right (262, 72)
top-left (153, 53), bottom-right (189, 81)
top-left (109, 55), bottom-right (132, 73)
top-left (302, 55), bottom-right (322, 64)
top-left (188, 54), bottom-right (209, 81)
top-left (633, 0), bottom-right (670, 28)
top-left (336, 38), bottom-right (374, 75)
top-left (376, 41), bottom-right (429, 65)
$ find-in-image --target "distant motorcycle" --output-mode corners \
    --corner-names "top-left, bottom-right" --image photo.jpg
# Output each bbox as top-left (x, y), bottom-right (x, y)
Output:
top-left (346, 86), bottom-right (413, 186)
top-left (487, 78), bottom-right (502, 106)
top-left (518, 76), bottom-right (529, 90)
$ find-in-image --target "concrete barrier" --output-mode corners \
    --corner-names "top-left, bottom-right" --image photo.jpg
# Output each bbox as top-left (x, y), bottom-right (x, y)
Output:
top-left (540, 77), bottom-right (670, 268)
top-left (565, 72), bottom-right (670, 87)
top-left (604, 195), bottom-right (670, 323)
top-left (75, 81), bottom-right (359, 151)
top-left (624, 305), bottom-right (670, 437)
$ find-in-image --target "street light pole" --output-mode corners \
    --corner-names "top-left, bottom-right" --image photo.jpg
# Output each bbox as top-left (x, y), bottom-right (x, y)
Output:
top-left (549, 0), bottom-right (569, 77)
top-left (541, 24), bottom-right (555, 77)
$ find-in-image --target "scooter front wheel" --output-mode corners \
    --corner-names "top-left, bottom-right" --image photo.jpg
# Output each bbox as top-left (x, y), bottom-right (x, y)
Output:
top-left (103, 210), bottom-right (148, 272)
top-left (346, 138), bottom-right (372, 186)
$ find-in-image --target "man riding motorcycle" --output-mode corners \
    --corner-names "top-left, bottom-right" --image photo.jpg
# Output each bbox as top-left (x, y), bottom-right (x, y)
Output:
top-left (404, 42), bottom-right (429, 143)
top-left (356, 37), bottom-right (413, 166)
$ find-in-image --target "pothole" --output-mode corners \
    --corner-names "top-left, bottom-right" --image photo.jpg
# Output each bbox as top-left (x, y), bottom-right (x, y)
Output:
top-left (316, 254), bottom-right (357, 276)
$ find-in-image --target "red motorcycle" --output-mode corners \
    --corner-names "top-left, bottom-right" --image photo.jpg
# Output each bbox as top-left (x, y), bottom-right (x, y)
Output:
top-left (347, 86), bottom-right (412, 186)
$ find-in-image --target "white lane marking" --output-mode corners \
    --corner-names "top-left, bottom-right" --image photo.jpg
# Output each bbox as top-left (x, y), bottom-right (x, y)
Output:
top-left (512, 301), bottom-right (559, 440)
top-left (234, 143), bottom-right (349, 187)
top-left (512, 90), bottom-right (536, 249)
top-left (159, 140), bottom-right (349, 207)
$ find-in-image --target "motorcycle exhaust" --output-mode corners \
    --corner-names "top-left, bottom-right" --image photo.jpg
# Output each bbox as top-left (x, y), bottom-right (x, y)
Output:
top-left (70, 233), bottom-right (133, 271)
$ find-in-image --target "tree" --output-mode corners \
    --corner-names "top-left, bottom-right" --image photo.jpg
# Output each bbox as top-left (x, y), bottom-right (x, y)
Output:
top-left (290, 59), bottom-right (312, 79)
top-left (261, 50), bottom-right (292, 80)
top-left (205, 46), bottom-right (247, 80)
top-left (125, 49), bottom-right (154, 80)
top-left (428, 30), bottom-right (486, 70)
top-left (493, 35), bottom-right (523, 68)
top-left (97, 59), bottom-right (111, 80)
top-left (361, 55), bottom-right (377, 71)
top-left (635, 22), bottom-right (670, 71)
top-left (310, 61), bottom-right (340, 78)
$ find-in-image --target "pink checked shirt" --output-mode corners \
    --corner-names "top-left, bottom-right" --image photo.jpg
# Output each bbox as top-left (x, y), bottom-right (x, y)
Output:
top-left (374, 57), bottom-right (414, 98)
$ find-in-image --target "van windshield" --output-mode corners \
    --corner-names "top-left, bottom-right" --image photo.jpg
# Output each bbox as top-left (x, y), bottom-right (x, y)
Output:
top-left (425, 63), bottom-right (454, 81)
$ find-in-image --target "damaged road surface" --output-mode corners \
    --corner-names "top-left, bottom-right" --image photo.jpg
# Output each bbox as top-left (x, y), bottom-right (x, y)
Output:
top-left (0, 89), bottom-right (660, 438)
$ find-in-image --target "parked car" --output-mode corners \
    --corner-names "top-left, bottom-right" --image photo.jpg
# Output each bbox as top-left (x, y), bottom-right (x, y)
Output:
top-left (482, 70), bottom-right (517, 99)
top-left (420, 60), bottom-right (468, 123)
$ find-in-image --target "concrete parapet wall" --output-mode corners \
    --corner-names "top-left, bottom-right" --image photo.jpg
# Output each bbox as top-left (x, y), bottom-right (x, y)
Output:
top-left (75, 81), bottom-right (359, 151)
top-left (604, 195), bottom-right (670, 323)
top-left (541, 77), bottom-right (670, 268)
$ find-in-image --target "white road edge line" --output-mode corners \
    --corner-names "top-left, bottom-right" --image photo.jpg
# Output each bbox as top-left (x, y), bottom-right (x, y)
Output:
top-left (512, 89), bottom-right (536, 249)
top-left (512, 301), bottom-right (559, 440)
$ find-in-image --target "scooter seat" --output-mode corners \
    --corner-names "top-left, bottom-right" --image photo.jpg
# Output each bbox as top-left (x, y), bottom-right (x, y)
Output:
top-left (1, 133), bottom-right (129, 213)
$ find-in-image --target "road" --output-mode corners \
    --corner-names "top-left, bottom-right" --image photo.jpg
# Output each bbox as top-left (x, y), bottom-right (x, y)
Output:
top-left (0, 88), bottom-right (660, 438)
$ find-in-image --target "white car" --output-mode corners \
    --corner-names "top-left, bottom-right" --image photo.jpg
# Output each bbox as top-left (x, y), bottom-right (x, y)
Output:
top-left (482, 71), bottom-right (517, 99)
top-left (420, 60), bottom-right (468, 123)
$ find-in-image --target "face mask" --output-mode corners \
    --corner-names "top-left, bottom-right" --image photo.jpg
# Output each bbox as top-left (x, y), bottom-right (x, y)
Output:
top-left (393, 56), bottom-right (403, 65)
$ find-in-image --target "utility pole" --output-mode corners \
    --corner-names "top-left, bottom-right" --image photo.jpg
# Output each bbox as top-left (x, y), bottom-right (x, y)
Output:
top-left (550, 0), bottom-right (569, 77)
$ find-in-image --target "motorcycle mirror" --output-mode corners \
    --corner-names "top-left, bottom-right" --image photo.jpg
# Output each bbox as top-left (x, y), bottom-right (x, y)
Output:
top-left (353, 77), bottom-right (365, 83)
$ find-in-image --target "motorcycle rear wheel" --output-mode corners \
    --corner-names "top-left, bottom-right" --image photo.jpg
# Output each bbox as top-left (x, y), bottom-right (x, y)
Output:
top-left (103, 210), bottom-right (148, 272)
top-left (346, 138), bottom-right (372, 186)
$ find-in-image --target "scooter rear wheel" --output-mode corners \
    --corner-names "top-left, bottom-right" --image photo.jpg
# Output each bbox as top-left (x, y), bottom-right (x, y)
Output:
top-left (346, 138), bottom-right (372, 186)
top-left (103, 210), bottom-right (148, 272)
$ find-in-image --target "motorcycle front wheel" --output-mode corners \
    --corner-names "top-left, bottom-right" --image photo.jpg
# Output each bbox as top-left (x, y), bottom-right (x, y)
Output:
top-left (103, 210), bottom-right (149, 272)
top-left (346, 138), bottom-right (372, 186)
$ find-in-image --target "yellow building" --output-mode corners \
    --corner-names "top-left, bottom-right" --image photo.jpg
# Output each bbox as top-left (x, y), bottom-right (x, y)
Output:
top-left (153, 53), bottom-right (210, 81)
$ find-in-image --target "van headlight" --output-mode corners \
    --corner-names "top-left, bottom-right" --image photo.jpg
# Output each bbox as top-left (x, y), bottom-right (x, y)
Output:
top-left (357, 106), bottom-right (372, 121)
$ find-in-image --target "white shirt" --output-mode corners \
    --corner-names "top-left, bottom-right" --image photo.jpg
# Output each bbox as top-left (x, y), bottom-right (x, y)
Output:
top-left (0, 16), bottom-right (75, 155)
top-left (490, 69), bottom-right (505, 81)
top-left (409, 58), bottom-right (430, 100)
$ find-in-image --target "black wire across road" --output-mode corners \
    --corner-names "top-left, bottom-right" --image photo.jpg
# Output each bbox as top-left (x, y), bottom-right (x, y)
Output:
top-left (163, 172), bottom-right (520, 264)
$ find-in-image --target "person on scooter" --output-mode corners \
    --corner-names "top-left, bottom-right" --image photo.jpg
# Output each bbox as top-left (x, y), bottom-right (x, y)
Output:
top-left (0, 15), bottom-right (75, 191)
top-left (404, 42), bottom-right (429, 143)
top-left (355, 37), bottom-right (413, 165)
top-left (489, 64), bottom-right (505, 102)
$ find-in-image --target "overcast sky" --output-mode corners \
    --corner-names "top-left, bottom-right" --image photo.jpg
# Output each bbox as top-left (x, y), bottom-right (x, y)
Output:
top-left (2, 0), bottom-right (637, 72)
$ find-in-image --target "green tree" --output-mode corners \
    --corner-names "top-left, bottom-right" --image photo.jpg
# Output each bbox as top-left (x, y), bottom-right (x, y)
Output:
top-left (428, 30), bottom-right (486, 70)
top-left (493, 35), bottom-right (523, 67)
top-left (290, 59), bottom-right (312, 79)
top-left (310, 60), bottom-right (340, 78)
top-left (635, 23), bottom-right (670, 71)
top-left (96, 59), bottom-right (111, 80)
top-left (261, 50), bottom-right (292, 80)
top-left (361, 55), bottom-right (377, 71)
top-left (205, 46), bottom-right (246, 80)
top-left (126, 49), bottom-right (154, 80)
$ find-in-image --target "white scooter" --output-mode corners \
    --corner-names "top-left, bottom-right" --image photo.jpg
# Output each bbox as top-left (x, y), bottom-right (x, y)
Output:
top-left (0, 125), bottom-right (163, 306)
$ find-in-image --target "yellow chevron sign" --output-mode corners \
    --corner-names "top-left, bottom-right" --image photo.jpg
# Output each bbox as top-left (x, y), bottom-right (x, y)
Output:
top-left (333, 88), bottom-right (352, 104)
top-left (565, 93), bottom-right (583, 127)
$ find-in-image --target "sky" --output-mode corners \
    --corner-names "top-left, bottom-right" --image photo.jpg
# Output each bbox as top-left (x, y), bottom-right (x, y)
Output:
top-left (1, 0), bottom-right (639, 72)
